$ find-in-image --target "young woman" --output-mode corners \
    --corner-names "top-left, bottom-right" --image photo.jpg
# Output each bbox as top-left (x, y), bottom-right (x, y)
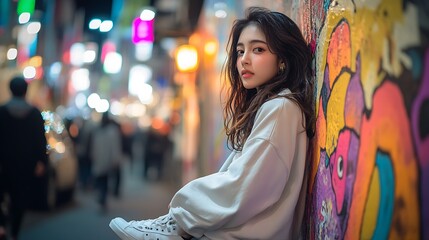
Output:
top-left (110, 6), bottom-right (315, 240)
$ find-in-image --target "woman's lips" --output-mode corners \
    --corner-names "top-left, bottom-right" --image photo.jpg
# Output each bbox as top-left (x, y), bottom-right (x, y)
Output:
top-left (241, 70), bottom-right (253, 78)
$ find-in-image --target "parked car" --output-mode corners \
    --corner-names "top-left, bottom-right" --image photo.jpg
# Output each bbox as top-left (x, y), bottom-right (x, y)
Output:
top-left (31, 111), bottom-right (78, 210)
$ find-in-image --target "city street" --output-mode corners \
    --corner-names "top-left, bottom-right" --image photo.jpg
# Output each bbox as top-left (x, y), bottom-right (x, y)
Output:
top-left (19, 161), bottom-right (179, 240)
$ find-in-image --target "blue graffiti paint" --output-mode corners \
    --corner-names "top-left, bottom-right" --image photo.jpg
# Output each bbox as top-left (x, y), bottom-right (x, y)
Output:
top-left (324, 0), bottom-right (331, 12)
top-left (407, 49), bottom-right (422, 80)
top-left (372, 151), bottom-right (394, 240)
top-left (325, 151), bottom-right (330, 167)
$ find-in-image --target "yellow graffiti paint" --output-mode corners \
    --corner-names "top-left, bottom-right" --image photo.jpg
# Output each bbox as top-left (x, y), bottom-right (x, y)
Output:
top-left (361, 166), bottom-right (380, 239)
top-left (326, 71), bottom-right (350, 155)
top-left (315, 0), bottom-right (354, 114)
top-left (315, 0), bottom-right (417, 112)
top-left (350, 0), bottom-right (403, 109)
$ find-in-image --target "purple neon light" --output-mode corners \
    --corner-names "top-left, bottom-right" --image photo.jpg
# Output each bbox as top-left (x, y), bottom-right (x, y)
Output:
top-left (132, 17), bottom-right (154, 43)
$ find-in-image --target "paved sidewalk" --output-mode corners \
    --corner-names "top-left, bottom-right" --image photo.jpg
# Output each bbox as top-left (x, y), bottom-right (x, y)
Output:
top-left (19, 161), bottom-right (178, 240)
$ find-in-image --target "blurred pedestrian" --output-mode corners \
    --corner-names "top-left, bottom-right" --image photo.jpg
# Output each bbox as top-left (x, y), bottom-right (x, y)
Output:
top-left (120, 121), bottom-right (135, 164)
top-left (0, 76), bottom-right (48, 240)
top-left (110, 118), bottom-right (127, 198)
top-left (89, 111), bottom-right (123, 211)
top-left (73, 116), bottom-right (95, 191)
top-left (143, 123), bottom-right (170, 181)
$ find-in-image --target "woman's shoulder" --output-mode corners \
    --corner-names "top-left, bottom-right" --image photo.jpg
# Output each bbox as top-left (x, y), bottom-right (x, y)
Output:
top-left (259, 90), bottom-right (301, 115)
top-left (252, 94), bottom-right (302, 132)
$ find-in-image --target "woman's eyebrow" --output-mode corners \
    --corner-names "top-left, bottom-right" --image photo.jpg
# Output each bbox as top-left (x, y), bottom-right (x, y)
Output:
top-left (237, 39), bottom-right (268, 47)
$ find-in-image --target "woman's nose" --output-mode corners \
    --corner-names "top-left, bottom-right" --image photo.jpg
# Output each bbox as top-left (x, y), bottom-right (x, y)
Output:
top-left (241, 52), bottom-right (250, 66)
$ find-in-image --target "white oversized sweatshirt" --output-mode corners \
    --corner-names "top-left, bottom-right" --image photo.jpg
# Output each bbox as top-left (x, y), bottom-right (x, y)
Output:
top-left (169, 89), bottom-right (309, 240)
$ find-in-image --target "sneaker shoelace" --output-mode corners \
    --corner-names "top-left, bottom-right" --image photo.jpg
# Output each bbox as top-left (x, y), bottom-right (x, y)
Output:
top-left (130, 215), bottom-right (178, 234)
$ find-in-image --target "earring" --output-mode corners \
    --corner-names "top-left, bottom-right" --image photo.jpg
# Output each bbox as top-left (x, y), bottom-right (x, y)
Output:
top-left (279, 63), bottom-right (286, 73)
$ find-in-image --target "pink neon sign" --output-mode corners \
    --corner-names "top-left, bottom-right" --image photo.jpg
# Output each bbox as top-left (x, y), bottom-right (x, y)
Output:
top-left (132, 17), bottom-right (154, 43)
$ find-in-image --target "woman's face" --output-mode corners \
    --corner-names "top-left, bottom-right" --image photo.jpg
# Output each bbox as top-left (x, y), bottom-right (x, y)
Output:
top-left (236, 24), bottom-right (280, 89)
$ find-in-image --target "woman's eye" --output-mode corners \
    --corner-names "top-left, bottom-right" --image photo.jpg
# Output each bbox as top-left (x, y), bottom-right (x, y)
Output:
top-left (237, 50), bottom-right (244, 56)
top-left (254, 47), bottom-right (264, 53)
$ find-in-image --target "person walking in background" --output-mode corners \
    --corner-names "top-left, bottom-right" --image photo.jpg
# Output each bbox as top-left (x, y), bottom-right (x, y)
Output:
top-left (109, 117), bottom-right (126, 198)
top-left (143, 122), bottom-right (170, 181)
top-left (73, 116), bottom-right (95, 191)
top-left (89, 111), bottom-right (123, 211)
top-left (110, 6), bottom-right (315, 240)
top-left (120, 121), bottom-right (135, 171)
top-left (0, 76), bottom-right (48, 240)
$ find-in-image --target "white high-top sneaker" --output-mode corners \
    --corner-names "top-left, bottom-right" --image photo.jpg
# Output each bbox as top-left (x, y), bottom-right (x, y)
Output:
top-left (109, 214), bottom-right (184, 240)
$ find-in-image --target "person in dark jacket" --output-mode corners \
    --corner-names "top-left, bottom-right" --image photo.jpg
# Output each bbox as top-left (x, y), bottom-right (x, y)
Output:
top-left (143, 125), bottom-right (170, 181)
top-left (0, 76), bottom-right (48, 240)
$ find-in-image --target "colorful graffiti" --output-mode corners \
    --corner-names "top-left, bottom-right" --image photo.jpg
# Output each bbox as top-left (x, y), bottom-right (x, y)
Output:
top-left (308, 0), bottom-right (428, 239)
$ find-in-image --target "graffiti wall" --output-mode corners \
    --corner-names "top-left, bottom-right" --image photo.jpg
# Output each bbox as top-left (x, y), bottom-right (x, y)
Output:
top-left (306, 0), bottom-right (428, 239)
top-left (196, 0), bottom-right (427, 237)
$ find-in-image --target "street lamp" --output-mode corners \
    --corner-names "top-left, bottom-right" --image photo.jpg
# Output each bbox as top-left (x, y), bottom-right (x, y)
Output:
top-left (174, 44), bottom-right (200, 184)
top-left (175, 45), bottom-right (198, 72)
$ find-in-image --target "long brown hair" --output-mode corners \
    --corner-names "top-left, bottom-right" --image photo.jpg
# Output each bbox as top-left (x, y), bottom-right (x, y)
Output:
top-left (223, 7), bottom-right (315, 151)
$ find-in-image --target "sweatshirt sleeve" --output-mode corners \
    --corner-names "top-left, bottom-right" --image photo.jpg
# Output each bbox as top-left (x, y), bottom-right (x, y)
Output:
top-left (169, 98), bottom-right (303, 238)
